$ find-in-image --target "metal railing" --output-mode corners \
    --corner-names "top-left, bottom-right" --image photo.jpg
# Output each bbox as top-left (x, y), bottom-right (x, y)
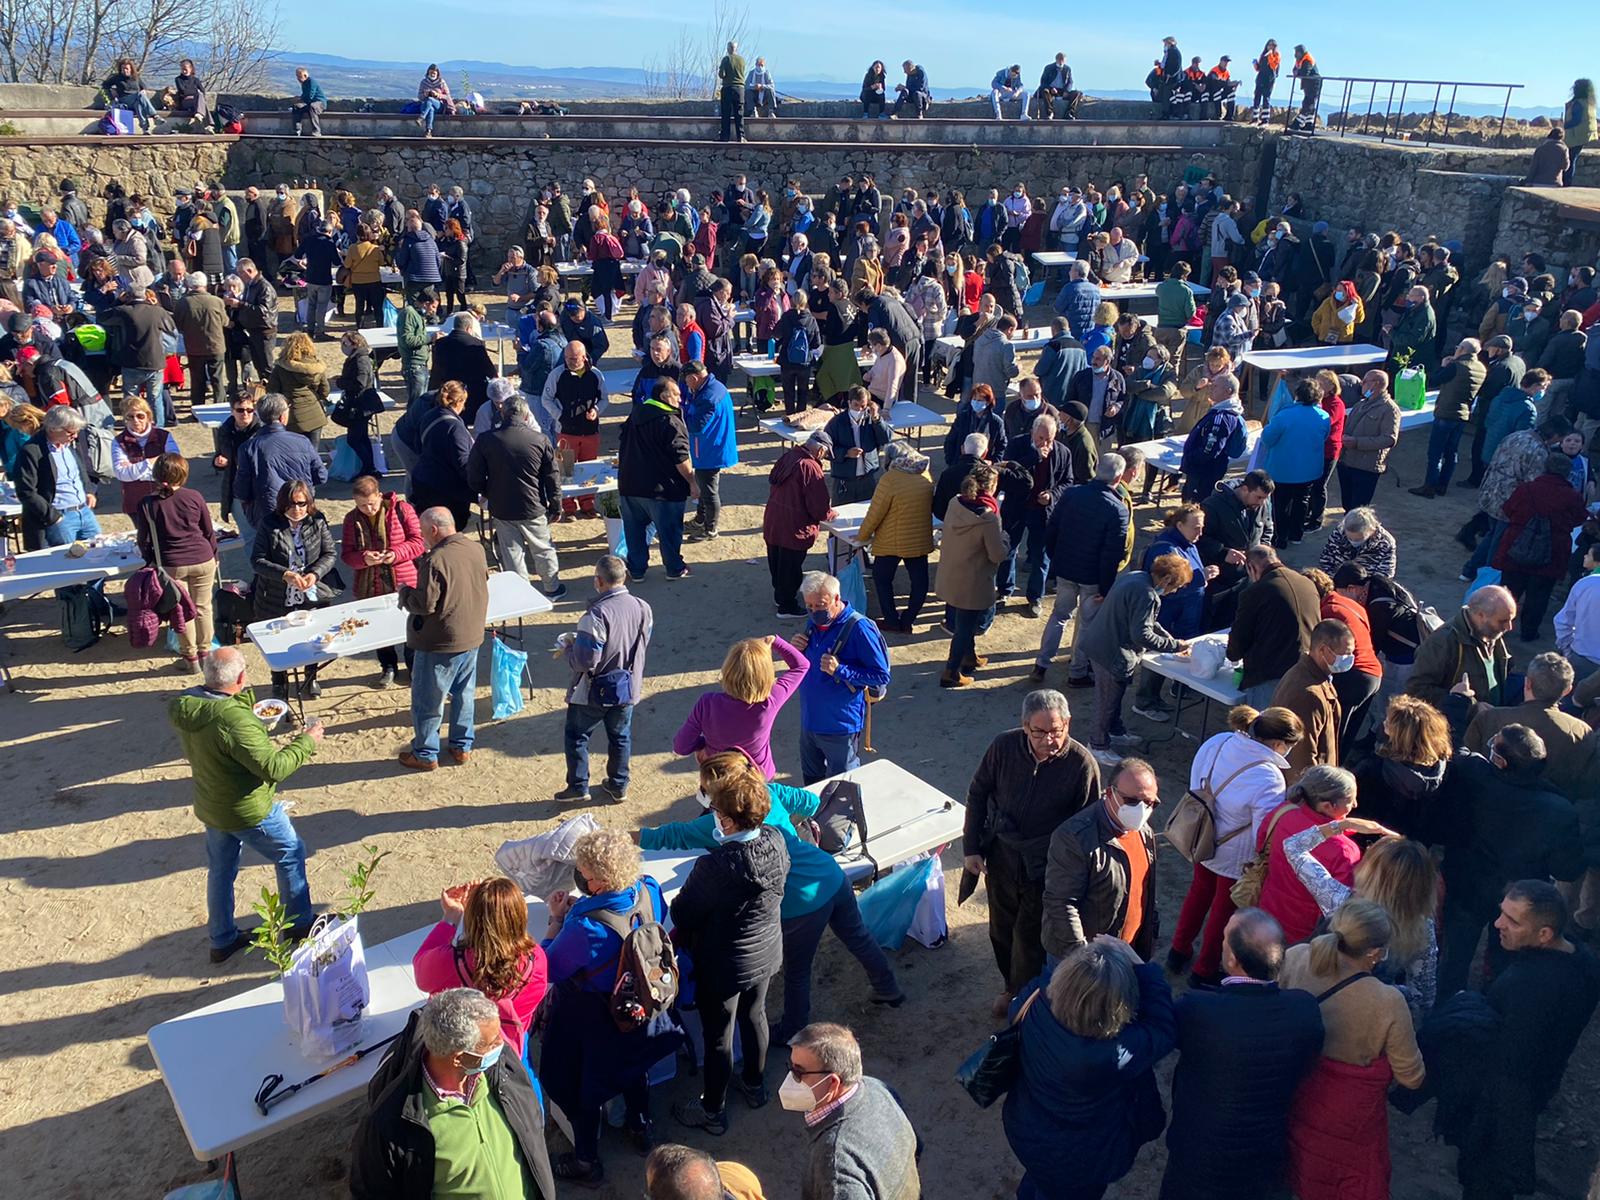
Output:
top-left (1287, 75), bottom-right (1524, 145)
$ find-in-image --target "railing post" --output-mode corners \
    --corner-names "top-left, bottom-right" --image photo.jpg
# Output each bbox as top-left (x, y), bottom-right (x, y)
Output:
top-left (1442, 84), bottom-right (1459, 143)
top-left (1499, 87), bottom-right (1512, 141)
top-left (1339, 80), bottom-right (1352, 137)
top-left (1382, 81), bottom-right (1397, 142)
top-left (1424, 83), bottom-right (1441, 145)
top-left (1363, 83), bottom-right (1377, 137)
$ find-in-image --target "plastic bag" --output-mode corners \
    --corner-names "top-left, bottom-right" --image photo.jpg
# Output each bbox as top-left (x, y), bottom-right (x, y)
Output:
top-left (491, 636), bottom-right (528, 720)
top-left (382, 298), bottom-right (400, 328)
top-left (1185, 632), bottom-right (1233, 680)
top-left (495, 814), bottom-right (601, 898)
top-left (282, 916), bottom-right (369, 1062)
top-left (905, 852), bottom-right (949, 949)
top-left (326, 436), bottom-right (361, 482)
top-left (1464, 566), bottom-right (1501, 601)
top-left (371, 434), bottom-right (389, 476)
top-left (858, 856), bottom-right (939, 950)
top-left (835, 553), bottom-right (869, 618)
top-left (1395, 366), bottom-right (1427, 411)
top-left (163, 1156), bottom-right (239, 1200)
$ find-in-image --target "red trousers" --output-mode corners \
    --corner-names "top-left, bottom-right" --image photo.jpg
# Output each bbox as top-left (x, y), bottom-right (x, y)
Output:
top-left (1170, 861), bottom-right (1237, 979)
top-left (558, 432), bottom-right (600, 513)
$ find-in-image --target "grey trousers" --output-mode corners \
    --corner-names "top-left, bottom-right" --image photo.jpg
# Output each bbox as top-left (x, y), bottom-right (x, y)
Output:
top-left (494, 516), bottom-right (561, 591)
top-left (1035, 579), bottom-right (1101, 677)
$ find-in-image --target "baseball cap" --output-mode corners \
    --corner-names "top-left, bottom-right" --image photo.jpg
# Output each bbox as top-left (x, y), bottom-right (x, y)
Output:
top-left (806, 429), bottom-right (833, 452)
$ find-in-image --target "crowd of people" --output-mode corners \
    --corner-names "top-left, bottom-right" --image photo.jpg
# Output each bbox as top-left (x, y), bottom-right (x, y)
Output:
top-left (4, 59), bottom-right (1600, 1200)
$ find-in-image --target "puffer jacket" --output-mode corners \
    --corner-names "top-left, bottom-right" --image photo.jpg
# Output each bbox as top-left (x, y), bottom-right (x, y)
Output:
top-left (125, 565), bottom-right (198, 649)
top-left (268, 357), bottom-right (330, 437)
top-left (340, 494), bottom-right (425, 597)
top-left (250, 510), bottom-right (340, 618)
top-left (168, 685), bottom-right (317, 831)
top-left (1046, 480), bottom-right (1129, 593)
top-left (393, 226), bottom-right (442, 284)
top-left (762, 446), bottom-right (832, 551)
top-left (1042, 799), bottom-right (1159, 959)
top-left (1340, 392), bottom-right (1401, 474)
top-left (857, 460), bottom-right (935, 558)
top-left (937, 497), bottom-right (1009, 609)
top-left (669, 825), bottom-right (789, 997)
top-left (1053, 279), bottom-right (1101, 340)
top-left (1433, 355), bottom-right (1487, 424)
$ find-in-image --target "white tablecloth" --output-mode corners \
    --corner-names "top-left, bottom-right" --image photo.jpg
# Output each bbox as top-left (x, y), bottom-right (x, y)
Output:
top-left (561, 458), bottom-right (618, 499)
top-left (935, 325), bottom-right (1055, 353)
top-left (822, 501), bottom-right (943, 551)
top-left (361, 324), bottom-right (443, 352)
top-left (1031, 251), bottom-right (1077, 268)
top-left (246, 572), bottom-right (552, 671)
top-left (0, 536), bottom-right (138, 602)
top-left (736, 349), bottom-right (870, 380)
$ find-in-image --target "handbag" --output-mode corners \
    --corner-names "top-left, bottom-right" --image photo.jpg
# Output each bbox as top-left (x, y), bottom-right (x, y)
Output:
top-left (1162, 749), bottom-right (1258, 864)
top-left (955, 988), bottom-right (1041, 1108)
top-left (1229, 802), bottom-right (1296, 907)
top-left (143, 508), bottom-right (184, 618)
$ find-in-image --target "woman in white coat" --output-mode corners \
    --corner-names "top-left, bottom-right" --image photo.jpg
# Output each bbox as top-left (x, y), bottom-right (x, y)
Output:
top-left (1166, 704), bottom-right (1305, 987)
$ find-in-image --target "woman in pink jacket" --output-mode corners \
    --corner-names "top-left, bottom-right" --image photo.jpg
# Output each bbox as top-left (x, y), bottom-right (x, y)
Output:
top-left (673, 635), bottom-right (809, 779)
top-left (412, 877), bottom-right (549, 1056)
top-left (339, 475), bottom-right (425, 689)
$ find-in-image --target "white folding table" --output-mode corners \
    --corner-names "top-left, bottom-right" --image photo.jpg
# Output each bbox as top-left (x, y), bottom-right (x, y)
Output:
top-left (1240, 344), bottom-right (1388, 373)
top-left (193, 390), bottom-right (399, 431)
top-left (821, 501), bottom-right (942, 553)
top-left (1138, 644), bottom-right (1245, 743)
top-left (736, 348), bottom-right (870, 381)
top-left (561, 458), bottom-right (618, 501)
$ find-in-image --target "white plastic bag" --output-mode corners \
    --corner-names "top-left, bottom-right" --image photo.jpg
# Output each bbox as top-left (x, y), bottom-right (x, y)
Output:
top-left (282, 915), bottom-right (369, 1062)
top-left (1186, 633), bottom-right (1231, 680)
top-left (495, 813), bottom-right (601, 898)
top-left (905, 851), bottom-right (949, 949)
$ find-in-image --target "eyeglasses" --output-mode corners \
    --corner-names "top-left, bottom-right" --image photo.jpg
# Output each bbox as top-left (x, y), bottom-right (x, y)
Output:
top-left (285, 499), bottom-right (310, 510)
top-left (788, 1063), bottom-right (832, 1078)
top-left (232, 405), bottom-right (255, 414)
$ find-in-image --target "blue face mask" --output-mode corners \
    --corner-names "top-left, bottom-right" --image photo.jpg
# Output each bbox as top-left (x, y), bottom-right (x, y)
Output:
top-left (971, 401), bottom-right (989, 414)
top-left (711, 815), bottom-right (733, 843)
top-left (463, 1042), bottom-right (502, 1075)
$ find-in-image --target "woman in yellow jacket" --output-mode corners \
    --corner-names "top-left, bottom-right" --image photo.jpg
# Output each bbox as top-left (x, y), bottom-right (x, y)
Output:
top-left (850, 238), bottom-right (886, 298)
top-left (343, 225), bottom-right (388, 329)
top-left (857, 440), bottom-right (935, 633)
top-left (1311, 280), bottom-right (1365, 345)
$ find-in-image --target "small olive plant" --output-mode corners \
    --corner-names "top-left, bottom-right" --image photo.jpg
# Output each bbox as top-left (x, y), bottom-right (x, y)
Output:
top-left (249, 844), bottom-right (391, 973)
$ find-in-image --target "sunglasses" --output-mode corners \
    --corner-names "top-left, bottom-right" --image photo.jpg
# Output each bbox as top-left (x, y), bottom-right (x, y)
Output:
top-left (286, 499), bottom-right (310, 510)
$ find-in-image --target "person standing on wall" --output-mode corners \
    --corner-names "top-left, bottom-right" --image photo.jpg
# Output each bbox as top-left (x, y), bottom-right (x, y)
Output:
top-left (718, 42), bottom-right (747, 144)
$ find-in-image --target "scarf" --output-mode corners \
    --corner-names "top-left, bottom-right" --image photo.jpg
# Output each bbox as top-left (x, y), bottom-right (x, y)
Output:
top-left (350, 500), bottom-right (395, 599)
top-left (116, 426), bottom-right (166, 463)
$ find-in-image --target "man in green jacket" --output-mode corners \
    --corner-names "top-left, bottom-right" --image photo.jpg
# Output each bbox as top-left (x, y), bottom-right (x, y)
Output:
top-left (397, 286), bottom-right (437, 405)
top-left (718, 41), bottom-right (747, 144)
top-left (168, 646), bottom-right (323, 962)
top-left (1154, 261), bottom-right (1198, 373)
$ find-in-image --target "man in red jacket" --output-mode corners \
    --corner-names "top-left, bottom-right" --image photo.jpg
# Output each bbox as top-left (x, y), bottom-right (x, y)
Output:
top-left (763, 430), bottom-right (835, 617)
top-left (1493, 450), bottom-right (1589, 641)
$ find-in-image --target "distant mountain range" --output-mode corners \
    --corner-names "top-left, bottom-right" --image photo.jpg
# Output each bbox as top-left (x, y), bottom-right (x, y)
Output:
top-left (271, 53), bottom-right (1560, 119)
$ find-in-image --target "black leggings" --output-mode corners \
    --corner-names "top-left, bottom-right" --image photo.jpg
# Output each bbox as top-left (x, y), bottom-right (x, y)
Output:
top-left (699, 977), bottom-right (770, 1114)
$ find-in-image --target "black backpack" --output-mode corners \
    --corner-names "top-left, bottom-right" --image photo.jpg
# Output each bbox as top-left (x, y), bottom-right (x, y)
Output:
top-left (59, 582), bottom-right (113, 651)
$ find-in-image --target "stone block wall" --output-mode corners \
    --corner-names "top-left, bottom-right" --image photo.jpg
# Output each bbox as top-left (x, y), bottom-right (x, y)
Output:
top-left (0, 137), bottom-right (234, 214)
top-left (1494, 187), bottom-right (1600, 272)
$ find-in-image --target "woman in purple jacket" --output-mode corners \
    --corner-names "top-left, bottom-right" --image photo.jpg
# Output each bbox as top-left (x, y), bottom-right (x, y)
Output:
top-left (673, 635), bottom-right (809, 780)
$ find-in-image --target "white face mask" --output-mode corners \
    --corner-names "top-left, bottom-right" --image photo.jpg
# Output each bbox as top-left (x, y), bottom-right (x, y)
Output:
top-left (1331, 652), bottom-right (1356, 674)
top-left (779, 1071), bottom-right (821, 1112)
top-left (695, 789), bottom-right (712, 809)
top-left (710, 813), bottom-right (734, 843)
top-left (1116, 800), bottom-right (1150, 831)
top-left (849, 407), bottom-right (867, 424)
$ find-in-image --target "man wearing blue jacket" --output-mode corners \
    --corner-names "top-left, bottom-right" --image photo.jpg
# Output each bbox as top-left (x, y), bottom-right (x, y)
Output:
top-left (639, 755), bottom-right (903, 1042)
top-left (1053, 261), bottom-right (1102, 342)
top-left (681, 360), bottom-right (738, 539)
top-left (1257, 378), bottom-right (1330, 548)
top-left (792, 571), bottom-right (891, 783)
top-left (1034, 454), bottom-right (1130, 684)
top-left (990, 65), bottom-right (1032, 120)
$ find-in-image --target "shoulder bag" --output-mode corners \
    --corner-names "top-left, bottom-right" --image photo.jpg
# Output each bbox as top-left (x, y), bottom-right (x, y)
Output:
top-left (955, 987), bottom-right (1041, 1108)
top-left (1229, 801), bottom-right (1296, 908)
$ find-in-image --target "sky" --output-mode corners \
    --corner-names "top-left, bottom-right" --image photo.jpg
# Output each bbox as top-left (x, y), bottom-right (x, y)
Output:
top-left (277, 3), bottom-right (1577, 109)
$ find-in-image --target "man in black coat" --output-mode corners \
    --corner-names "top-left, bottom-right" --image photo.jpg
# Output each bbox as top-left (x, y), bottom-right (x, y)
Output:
top-left (1438, 727), bottom-right (1585, 997)
top-left (1226, 545), bottom-right (1320, 709)
top-left (350, 989), bottom-right (556, 1200)
top-left (428, 312), bottom-right (497, 427)
top-left (1034, 454), bottom-right (1130, 684)
top-left (1198, 471), bottom-right (1275, 629)
top-left (996, 413), bottom-right (1073, 617)
top-left (466, 394), bottom-right (565, 598)
top-left (863, 288), bottom-right (923, 408)
top-left (933, 433), bottom-right (989, 520)
top-left (1160, 908), bottom-right (1324, 1200)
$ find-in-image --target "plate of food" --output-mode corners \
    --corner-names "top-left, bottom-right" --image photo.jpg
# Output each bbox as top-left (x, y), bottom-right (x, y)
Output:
top-left (252, 698), bottom-right (290, 730)
top-left (314, 616), bottom-right (371, 651)
top-left (283, 610), bottom-right (313, 628)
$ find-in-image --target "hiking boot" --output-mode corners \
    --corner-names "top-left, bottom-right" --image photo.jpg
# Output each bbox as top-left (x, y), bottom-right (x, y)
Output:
top-left (939, 669), bottom-right (973, 688)
top-left (672, 1098), bottom-right (728, 1136)
top-left (597, 780), bottom-right (629, 804)
top-left (553, 784), bottom-right (591, 803)
top-left (961, 652), bottom-right (988, 672)
top-left (209, 932), bottom-right (253, 964)
top-left (1028, 665), bottom-right (1047, 683)
top-left (734, 1078), bottom-right (770, 1109)
top-left (377, 668), bottom-right (397, 689)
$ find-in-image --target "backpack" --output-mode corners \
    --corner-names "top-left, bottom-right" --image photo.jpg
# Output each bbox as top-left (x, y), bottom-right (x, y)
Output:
top-left (1011, 257), bottom-right (1030, 301)
top-left (835, 611), bottom-right (888, 701)
top-left (79, 425), bottom-right (113, 484)
top-left (214, 580), bottom-right (254, 644)
top-left (577, 889), bottom-right (678, 1033)
top-left (1162, 746), bottom-right (1258, 864)
top-left (59, 582), bottom-right (113, 651)
top-left (784, 320), bottom-right (810, 366)
top-left (1505, 515), bottom-right (1552, 570)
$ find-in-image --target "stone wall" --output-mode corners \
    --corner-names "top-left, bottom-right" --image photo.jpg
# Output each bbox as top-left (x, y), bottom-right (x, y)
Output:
top-left (1493, 187), bottom-right (1600, 271)
top-left (0, 137), bottom-right (234, 214)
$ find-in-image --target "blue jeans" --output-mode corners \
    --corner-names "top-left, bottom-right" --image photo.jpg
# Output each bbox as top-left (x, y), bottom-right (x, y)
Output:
top-left (118, 93), bottom-right (157, 123)
top-left (122, 367), bottom-right (171, 425)
top-left (619, 494), bottom-right (686, 577)
top-left (946, 604), bottom-right (995, 673)
top-left (564, 702), bottom-right (633, 790)
top-left (44, 504), bottom-right (101, 546)
top-left (419, 97), bottom-right (443, 132)
top-left (222, 244), bottom-right (239, 274)
top-left (1462, 518), bottom-right (1508, 579)
top-left (1424, 418), bottom-right (1467, 489)
top-left (799, 727), bottom-right (861, 785)
top-left (778, 878), bottom-right (900, 1035)
top-left (996, 508), bottom-right (1051, 604)
top-left (205, 802), bottom-right (312, 950)
top-left (410, 647), bottom-right (478, 762)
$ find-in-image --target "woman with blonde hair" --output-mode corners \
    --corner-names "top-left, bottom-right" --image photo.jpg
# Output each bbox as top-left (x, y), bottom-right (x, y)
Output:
top-left (1281, 898), bottom-right (1425, 1200)
top-left (1083, 298), bottom-right (1119, 360)
top-left (673, 634), bottom-right (809, 779)
top-left (540, 828), bottom-right (682, 1186)
top-left (1003, 936), bottom-right (1176, 1200)
top-left (413, 876), bottom-right (549, 1054)
top-left (112, 396), bottom-right (179, 517)
top-left (267, 329), bottom-right (330, 449)
top-left (1350, 693), bottom-right (1453, 839)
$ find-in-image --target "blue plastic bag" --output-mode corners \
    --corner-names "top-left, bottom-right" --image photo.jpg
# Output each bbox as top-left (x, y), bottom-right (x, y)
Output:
top-left (491, 636), bottom-right (528, 720)
top-left (382, 298), bottom-right (400, 329)
top-left (1464, 566), bottom-right (1501, 601)
top-left (609, 520), bottom-right (655, 559)
top-left (326, 436), bottom-right (362, 482)
top-left (1023, 281), bottom-right (1045, 306)
top-left (836, 554), bottom-right (869, 618)
top-left (857, 857), bottom-right (939, 950)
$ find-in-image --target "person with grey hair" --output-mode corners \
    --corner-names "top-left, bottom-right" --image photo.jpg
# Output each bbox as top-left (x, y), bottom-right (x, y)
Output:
top-left (1407, 583), bottom-right (1517, 718)
top-left (429, 307), bottom-right (497, 426)
top-left (558, 554), bottom-right (653, 803)
top-left (1253, 764), bottom-right (1361, 945)
top-left (1465, 651), bottom-right (1593, 801)
top-left (1437, 724), bottom-right (1584, 996)
top-left (932, 429), bottom-right (991, 518)
top-left (174, 267), bottom-right (227, 409)
top-left (467, 389), bottom-right (565, 599)
top-left (472, 375), bottom-right (519, 437)
top-left (351, 987), bottom-right (557, 1199)
top-left (995, 407), bottom-right (1072, 617)
top-left (1053, 258), bottom-right (1101, 341)
top-left (233, 391), bottom-right (326, 529)
top-left (963, 688), bottom-right (1101, 1013)
top-left (12, 403), bottom-right (103, 548)
top-left (396, 505), bottom-right (490, 771)
top-left (1034, 452), bottom-right (1131, 683)
top-left (791, 570), bottom-right (890, 782)
top-left (647, 1143), bottom-right (767, 1199)
top-left (1413, 336), bottom-right (1488, 497)
top-left (783, 1023), bottom-right (920, 1200)
top-left (168, 644), bottom-right (323, 962)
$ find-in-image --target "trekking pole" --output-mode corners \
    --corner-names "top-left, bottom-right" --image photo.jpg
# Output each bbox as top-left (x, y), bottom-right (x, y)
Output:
top-left (254, 1031), bottom-right (403, 1116)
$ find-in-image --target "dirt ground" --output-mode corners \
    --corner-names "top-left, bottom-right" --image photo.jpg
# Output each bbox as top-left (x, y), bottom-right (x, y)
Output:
top-left (2, 290), bottom-right (1597, 1200)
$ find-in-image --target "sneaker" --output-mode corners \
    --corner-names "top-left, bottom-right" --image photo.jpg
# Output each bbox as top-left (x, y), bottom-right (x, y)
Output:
top-left (298, 678), bottom-right (322, 700)
top-left (666, 567), bottom-right (693, 580)
top-left (1065, 674), bottom-right (1095, 689)
top-left (1131, 703), bottom-right (1174, 722)
top-left (1028, 665), bottom-right (1047, 683)
top-left (597, 780), bottom-right (629, 804)
top-left (398, 751), bottom-right (438, 772)
top-left (209, 932), bottom-right (253, 964)
top-left (1109, 732), bottom-right (1146, 749)
top-left (1458, 572), bottom-right (1473, 583)
top-left (552, 1154), bottom-right (605, 1188)
top-left (543, 582), bottom-right (569, 601)
top-left (672, 1098), bottom-right (728, 1135)
top-left (1090, 745), bottom-right (1123, 767)
top-left (628, 571), bottom-right (647, 583)
top-left (734, 1078), bottom-right (770, 1109)
top-left (377, 668), bottom-right (397, 690)
top-left (553, 784), bottom-right (591, 803)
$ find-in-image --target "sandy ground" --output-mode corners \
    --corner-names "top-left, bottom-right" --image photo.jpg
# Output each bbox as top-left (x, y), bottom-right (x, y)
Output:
top-left (2, 291), bottom-right (1597, 1200)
